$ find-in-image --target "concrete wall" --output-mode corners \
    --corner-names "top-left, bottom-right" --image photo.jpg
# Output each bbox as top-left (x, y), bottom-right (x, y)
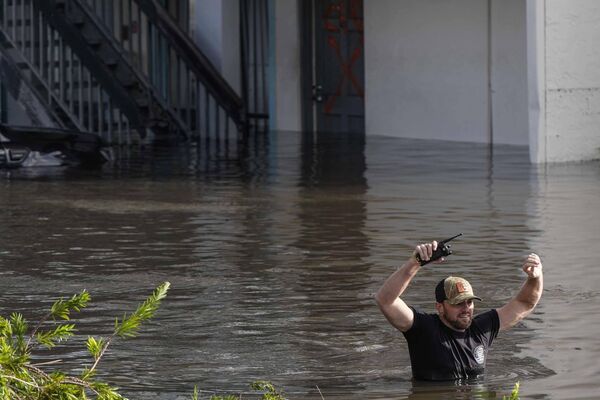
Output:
top-left (491, 0), bottom-right (529, 146)
top-left (543, 0), bottom-right (600, 162)
top-left (365, 0), bottom-right (528, 146)
top-left (194, 0), bottom-right (600, 162)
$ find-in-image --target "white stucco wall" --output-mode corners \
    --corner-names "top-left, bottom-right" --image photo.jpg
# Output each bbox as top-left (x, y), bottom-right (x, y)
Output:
top-left (366, 0), bottom-right (488, 142)
top-left (365, 0), bottom-right (528, 146)
top-left (490, 0), bottom-right (529, 146)
top-left (543, 0), bottom-right (600, 162)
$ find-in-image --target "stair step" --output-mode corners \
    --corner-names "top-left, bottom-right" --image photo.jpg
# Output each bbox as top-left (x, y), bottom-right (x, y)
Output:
top-left (116, 75), bottom-right (138, 88)
top-left (133, 95), bottom-right (150, 108)
top-left (69, 11), bottom-right (86, 26)
top-left (84, 36), bottom-right (102, 47)
top-left (53, 0), bottom-right (67, 11)
top-left (15, 61), bottom-right (30, 70)
top-left (103, 57), bottom-right (118, 68)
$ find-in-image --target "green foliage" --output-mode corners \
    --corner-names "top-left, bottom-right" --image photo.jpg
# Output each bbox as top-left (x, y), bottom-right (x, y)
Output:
top-left (51, 291), bottom-right (91, 321)
top-left (251, 380), bottom-right (286, 400)
top-left (114, 282), bottom-right (170, 338)
top-left (208, 395), bottom-right (239, 400)
top-left (201, 381), bottom-right (286, 400)
top-left (86, 337), bottom-right (106, 361)
top-left (0, 282), bottom-right (169, 400)
top-left (503, 381), bottom-right (520, 400)
top-left (36, 324), bottom-right (76, 349)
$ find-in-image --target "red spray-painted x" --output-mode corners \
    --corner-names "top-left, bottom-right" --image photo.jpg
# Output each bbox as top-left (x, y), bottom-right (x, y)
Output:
top-left (322, 0), bottom-right (364, 114)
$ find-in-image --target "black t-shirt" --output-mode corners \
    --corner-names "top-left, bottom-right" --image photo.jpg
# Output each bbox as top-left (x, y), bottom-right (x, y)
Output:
top-left (402, 307), bottom-right (500, 381)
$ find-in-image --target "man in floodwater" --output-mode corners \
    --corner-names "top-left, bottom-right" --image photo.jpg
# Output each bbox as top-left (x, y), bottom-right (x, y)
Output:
top-left (375, 240), bottom-right (543, 381)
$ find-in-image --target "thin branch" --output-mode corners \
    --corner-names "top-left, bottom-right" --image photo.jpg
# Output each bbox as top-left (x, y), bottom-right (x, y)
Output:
top-left (24, 365), bottom-right (100, 396)
top-left (316, 385), bottom-right (325, 400)
top-left (30, 359), bottom-right (63, 367)
top-left (26, 313), bottom-right (52, 349)
top-left (0, 374), bottom-right (40, 389)
top-left (24, 364), bottom-right (51, 380)
top-left (87, 336), bottom-right (113, 375)
top-left (63, 376), bottom-right (98, 391)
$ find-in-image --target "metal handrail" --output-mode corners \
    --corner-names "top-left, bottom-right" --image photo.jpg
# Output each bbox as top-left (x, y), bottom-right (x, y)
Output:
top-left (1, 0), bottom-right (247, 145)
top-left (81, 0), bottom-right (246, 139)
top-left (0, 0), bottom-right (136, 143)
top-left (137, 0), bottom-right (244, 124)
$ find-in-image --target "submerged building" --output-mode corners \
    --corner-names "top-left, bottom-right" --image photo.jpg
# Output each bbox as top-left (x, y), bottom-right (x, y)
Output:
top-left (1, 0), bottom-right (598, 163)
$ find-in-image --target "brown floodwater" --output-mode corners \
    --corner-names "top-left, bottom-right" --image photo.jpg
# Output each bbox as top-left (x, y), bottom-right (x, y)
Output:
top-left (1, 131), bottom-right (599, 399)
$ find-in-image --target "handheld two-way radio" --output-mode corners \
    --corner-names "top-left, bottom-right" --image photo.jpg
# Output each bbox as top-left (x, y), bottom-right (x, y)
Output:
top-left (415, 233), bottom-right (463, 266)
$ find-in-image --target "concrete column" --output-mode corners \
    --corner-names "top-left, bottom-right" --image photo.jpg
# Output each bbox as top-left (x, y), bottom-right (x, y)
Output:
top-left (272, 0), bottom-right (302, 131)
top-left (546, 0), bottom-right (600, 162)
top-left (526, 0), bottom-right (546, 163)
top-left (528, 0), bottom-right (600, 163)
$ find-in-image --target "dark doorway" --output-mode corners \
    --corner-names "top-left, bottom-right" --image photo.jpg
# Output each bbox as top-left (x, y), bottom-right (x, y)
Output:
top-left (301, 0), bottom-right (365, 134)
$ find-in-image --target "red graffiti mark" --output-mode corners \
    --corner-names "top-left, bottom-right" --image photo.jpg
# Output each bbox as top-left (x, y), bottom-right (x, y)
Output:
top-left (325, 20), bottom-right (338, 32)
top-left (349, 0), bottom-right (363, 32)
top-left (322, 0), bottom-right (364, 114)
top-left (324, 2), bottom-right (346, 32)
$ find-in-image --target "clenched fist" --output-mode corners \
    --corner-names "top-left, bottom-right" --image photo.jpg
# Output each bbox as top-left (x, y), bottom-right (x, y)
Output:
top-left (523, 253), bottom-right (543, 279)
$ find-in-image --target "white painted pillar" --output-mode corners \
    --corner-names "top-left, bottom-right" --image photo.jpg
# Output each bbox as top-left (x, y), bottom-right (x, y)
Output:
top-left (527, 0), bottom-right (600, 163)
top-left (272, 0), bottom-right (302, 132)
top-left (526, 0), bottom-right (546, 164)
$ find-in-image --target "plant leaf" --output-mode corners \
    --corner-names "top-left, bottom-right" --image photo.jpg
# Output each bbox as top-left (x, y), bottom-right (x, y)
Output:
top-left (114, 282), bottom-right (170, 338)
top-left (36, 324), bottom-right (76, 349)
top-left (86, 336), bottom-right (106, 360)
top-left (50, 290), bottom-right (91, 321)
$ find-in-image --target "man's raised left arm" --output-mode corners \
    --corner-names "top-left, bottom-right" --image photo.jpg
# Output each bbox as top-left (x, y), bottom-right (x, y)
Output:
top-left (497, 253), bottom-right (543, 331)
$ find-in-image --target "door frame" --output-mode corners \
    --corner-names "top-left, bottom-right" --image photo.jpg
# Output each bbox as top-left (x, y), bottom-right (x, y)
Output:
top-left (300, 0), bottom-right (315, 134)
top-left (300, 0), bottom-right (365, 134)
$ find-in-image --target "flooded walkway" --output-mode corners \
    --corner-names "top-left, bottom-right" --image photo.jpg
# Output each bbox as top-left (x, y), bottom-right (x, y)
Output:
top-left (1, 132), bottom-right (599, 399)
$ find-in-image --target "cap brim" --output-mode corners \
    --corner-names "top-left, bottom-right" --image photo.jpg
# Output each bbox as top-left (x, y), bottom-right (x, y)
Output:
top-left (447, 293), bottom-right (482, 305)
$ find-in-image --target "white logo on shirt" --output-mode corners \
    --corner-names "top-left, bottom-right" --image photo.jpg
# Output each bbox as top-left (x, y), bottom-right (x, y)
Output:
top-left (473, 345), bottom-right (485, 364)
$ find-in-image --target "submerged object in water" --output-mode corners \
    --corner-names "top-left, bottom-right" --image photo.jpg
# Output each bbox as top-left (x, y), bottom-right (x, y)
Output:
top-left (0, 123), bottom-right (111, 168)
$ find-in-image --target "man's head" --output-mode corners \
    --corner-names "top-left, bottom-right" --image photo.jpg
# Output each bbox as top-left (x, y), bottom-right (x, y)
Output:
top-left (435, 276), bottom-right (482, 305)
top-left (434, 276), bottom-right (482, 331)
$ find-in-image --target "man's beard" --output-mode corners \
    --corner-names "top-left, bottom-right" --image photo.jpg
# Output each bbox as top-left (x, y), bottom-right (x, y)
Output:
top-left (446, 312), bottom-right (473, 331)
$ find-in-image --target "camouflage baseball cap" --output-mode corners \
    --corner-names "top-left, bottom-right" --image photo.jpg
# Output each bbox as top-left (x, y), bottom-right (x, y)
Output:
top-left (435, 276), bottom-right (482, 305)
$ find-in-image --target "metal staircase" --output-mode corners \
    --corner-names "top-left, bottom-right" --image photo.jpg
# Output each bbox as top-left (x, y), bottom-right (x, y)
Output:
top-left (0, 0), bottom-right (246, 145)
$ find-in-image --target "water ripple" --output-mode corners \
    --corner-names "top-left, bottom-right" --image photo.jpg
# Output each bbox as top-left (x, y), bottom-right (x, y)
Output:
top-left (1, 134), bottom-right (598, 399)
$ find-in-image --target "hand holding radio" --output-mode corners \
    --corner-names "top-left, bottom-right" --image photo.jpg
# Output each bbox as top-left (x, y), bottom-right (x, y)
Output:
top-left (413, 233), bottom-right (462, 266)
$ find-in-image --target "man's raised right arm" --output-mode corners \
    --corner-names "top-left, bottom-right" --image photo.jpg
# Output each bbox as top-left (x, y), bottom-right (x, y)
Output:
top-left (375, 241), bottom-right (438, 332)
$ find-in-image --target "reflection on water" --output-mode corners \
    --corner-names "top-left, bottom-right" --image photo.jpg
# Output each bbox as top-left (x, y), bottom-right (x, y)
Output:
top-left (1, 131), bottom-right (599, 399)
